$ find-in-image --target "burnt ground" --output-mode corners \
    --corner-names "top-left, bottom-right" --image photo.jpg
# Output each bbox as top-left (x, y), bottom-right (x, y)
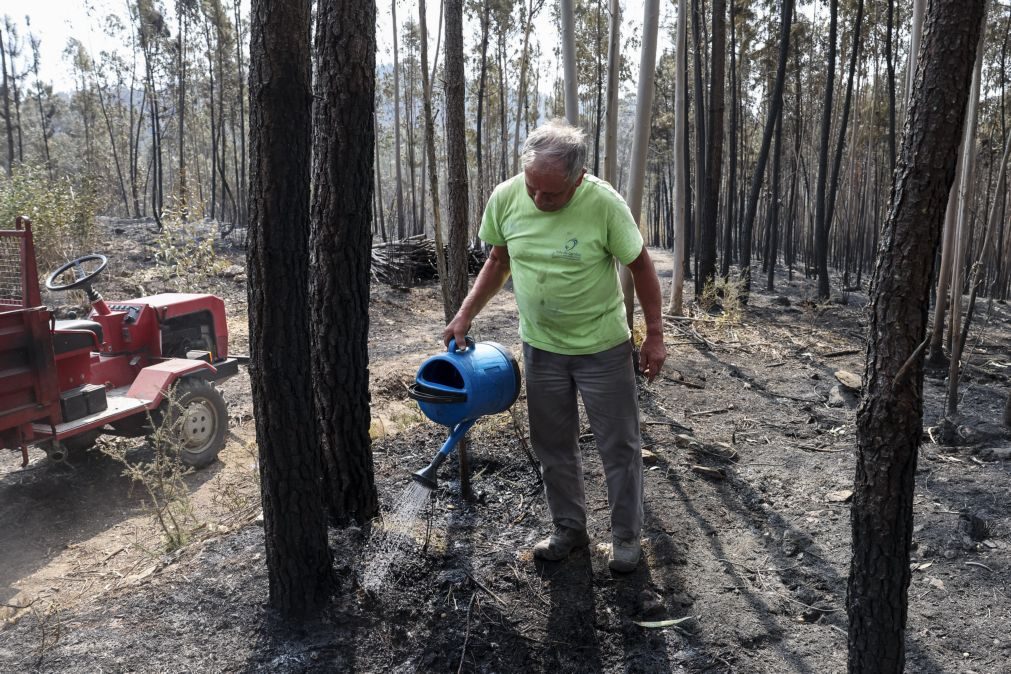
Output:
top-left (1, 219), bottom-right (1010, 673)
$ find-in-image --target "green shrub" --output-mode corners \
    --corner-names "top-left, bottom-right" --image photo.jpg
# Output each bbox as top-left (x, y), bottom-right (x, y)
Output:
top-left (0, 165), bottom-right (100, 272)
top-left (153, 200), bottom-right (226, 287)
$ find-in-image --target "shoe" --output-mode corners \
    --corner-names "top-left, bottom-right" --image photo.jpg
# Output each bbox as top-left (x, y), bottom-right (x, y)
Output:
top-left (532, 525), bottom-right (590, 561)
top-left (609, 536), bottom-right (641, 573)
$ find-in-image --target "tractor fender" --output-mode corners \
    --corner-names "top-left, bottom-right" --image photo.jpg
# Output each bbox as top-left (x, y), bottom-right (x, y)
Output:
top-left (127, 359), bottom-right (218, 407)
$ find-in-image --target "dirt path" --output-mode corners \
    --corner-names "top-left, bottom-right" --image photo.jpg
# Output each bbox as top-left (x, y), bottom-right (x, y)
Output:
top-left (2, 235), bottom-right (1010, 672)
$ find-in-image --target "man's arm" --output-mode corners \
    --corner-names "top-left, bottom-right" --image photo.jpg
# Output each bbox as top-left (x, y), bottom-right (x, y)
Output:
top-left (626, 246), bottom-right (667, 381)
top-left (443, 245), bottom-right (511, 347)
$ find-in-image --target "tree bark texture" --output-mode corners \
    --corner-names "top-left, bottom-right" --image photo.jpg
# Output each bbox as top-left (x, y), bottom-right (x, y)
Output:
top-left (814, 0), bottom-right (838, 299)
top-left (848, 2), bottom-right (985, 671)
top-left (311, 0), bottom-right (379, 525)
top-left (248, 0), bottom-right (333, 618)
top-left (699, 0), bottom-right (725, 291)
top-left (445, 0), bottom-right (470, 317)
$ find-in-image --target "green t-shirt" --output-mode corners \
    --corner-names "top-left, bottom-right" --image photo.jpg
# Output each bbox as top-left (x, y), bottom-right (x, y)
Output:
top-left (479, 173), bottom-right (644, 355)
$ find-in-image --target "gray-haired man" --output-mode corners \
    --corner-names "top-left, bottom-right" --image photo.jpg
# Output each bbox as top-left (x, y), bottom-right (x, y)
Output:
top-left (444, 119), bottom-right (666, 572)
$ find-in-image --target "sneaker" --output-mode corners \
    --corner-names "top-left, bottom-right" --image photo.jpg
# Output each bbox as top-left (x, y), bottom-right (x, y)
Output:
top-left (609, 536), bottom-right (641, 573)
top-left (532, 525), bottom-right (590, 561)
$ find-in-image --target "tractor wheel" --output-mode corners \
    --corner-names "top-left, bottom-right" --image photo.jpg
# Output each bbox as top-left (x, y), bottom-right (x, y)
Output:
top-left (164, 378), bottom-right (228, 468)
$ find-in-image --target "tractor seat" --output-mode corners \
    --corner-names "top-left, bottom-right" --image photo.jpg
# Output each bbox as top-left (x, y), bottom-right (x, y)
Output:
top-left (53, 319), bottom-right (104, 354)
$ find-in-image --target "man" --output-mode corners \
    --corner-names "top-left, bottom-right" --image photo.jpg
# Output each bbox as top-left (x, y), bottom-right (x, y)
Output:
top-left (443, 120), bottom-right (666, 573)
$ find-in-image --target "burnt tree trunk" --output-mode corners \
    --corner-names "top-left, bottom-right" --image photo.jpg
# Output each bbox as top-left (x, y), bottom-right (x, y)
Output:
top-left (814, 0), bottom-right (838, 300)
top-left (740, 0), bottom-right (793, 297)
top-left (248, 0), bottom-right (333, 618)
top-left (446, 0), bottom-right (473, 500)
top-left (700, 0), bottom-right (725, 290)
top-left (848, 1), bottom-right (985, 670)
top-left (311, 0), bottom-right (379, 525)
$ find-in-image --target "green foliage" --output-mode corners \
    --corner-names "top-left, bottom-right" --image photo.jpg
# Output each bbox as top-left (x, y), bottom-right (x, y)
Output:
top-left (153, 201), bottom-right (227, 286)
top-left (0, 165), bottom-right (100, 271)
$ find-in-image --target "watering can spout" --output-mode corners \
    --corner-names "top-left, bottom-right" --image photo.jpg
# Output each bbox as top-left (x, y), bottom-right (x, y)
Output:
top-left (411, 453), bottom-right (445, 490)
top-left (410, 419), bottom-right (476, 490)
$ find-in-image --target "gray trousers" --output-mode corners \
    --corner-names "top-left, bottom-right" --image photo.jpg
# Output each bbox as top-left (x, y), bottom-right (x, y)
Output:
top-left (523, 341), bottom-right (643, 541)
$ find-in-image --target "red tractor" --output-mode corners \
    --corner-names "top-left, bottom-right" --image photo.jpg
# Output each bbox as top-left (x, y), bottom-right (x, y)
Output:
top-left (0, 216), bottom-right (239, 468)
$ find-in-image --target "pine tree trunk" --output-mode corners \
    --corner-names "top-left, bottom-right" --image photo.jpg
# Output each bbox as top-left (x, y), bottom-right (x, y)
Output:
top-left (814, 0), bottom-right (838, 300)
top-left (311, 0), bottom-right (379, 525)
top-left (848, 2), bottom-right (985, 669)
top-left (740, 0), bottom-right (794, 297)
top-left (248, 0), bottom-right (334, 618)
top-left (0, 29), bottom-right (14, 176)
top-left (392, 0), bottom-right (406, 238)
top-left (700, 0), bottom-right (725, 290)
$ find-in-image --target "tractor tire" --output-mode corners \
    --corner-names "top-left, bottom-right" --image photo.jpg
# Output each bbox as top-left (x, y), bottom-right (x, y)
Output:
top-left (163, 378), bottom-right (228, 468)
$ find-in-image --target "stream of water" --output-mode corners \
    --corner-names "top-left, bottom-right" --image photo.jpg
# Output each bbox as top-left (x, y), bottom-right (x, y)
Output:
top-left (359, 480), bottom-right (433, 592)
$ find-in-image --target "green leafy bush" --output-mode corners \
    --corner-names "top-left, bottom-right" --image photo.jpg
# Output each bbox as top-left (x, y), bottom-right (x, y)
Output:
top-left (153, 201), bottom-right (227, 287)
top-left (0, 165), bottom-right (100, 271)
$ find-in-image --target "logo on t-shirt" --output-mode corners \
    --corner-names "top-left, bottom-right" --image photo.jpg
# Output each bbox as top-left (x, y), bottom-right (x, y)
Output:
top-left (552, 238), bottom-right (581, 261)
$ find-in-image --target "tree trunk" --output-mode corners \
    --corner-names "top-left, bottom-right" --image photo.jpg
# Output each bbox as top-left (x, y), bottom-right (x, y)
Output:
top-left (0, 28), bottom-right (14, 176)
top-left (740, 0), bottom-right (794, 298)
top-left (445, 0), bottom-right (472, 500)
top-left (699, 0), bottom-right (725, 291)
top-left (392, 0), bottom-right (406, 238)
top-left (886, 0), bottom-right (897, 171)
top-left (176, 3), bottom-right (188, 216)
top-left (825, 0), bottom-right (864, 247)
top-left (419, 0), bottom-right (449, 314)
top-left (511, 0), bottom-right (542, 175)
top-left (602, 0), bottom-right (620, 185)
top-left (621, 0), bottom-right (660, 327)
top-left (666, 0), bottom-right (688, 316)
top-left (722, 0), bottom-right (738, 278)
top-left (814, 0), bottom-right (838, 300)
top-left (945, 16), bottom-right (987, 418)
top-left (848, 2), bottom-right (985, 670)
top-left (248, 0), bottom-right (333, 618)
top-left (311, 0), bottom-right (379, 525)
top-left (905, 0), bottom-right (927, 105)
top-left (474, 1), bottom-right (490, 227)
top-left (690, 0), bottom-right (706, 294)
top-left (560, 0), bottom-right (578, 125)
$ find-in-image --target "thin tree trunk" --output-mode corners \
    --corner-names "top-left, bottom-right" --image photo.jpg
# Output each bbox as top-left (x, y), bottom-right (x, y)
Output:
top-left (666, 0), bottom-right (688, 316)
top-left (814, 0), bottom-right (838, 299)
top-left (740, 0), bottom-right (794, 298)
top-left (848, 3), bottom-right (984, 669)
top-left (560, 0), bottom-right (578, 125)
top-left (392, 0), bottom-right (405, 238)
top-left (945, 14), bottom-right (988, 418)
top-left (603, 0), bottom-right (620, 185)
top-left (699, 0), bottom-right (726, 291)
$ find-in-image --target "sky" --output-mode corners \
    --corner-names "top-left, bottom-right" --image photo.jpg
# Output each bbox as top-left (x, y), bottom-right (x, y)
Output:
top-left (4, 0), bottom-right (672, 94)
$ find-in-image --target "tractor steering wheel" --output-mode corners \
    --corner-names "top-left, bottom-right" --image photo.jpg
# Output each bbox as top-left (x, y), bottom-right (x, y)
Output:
top-left (46, 254), bottom-right (109, 292)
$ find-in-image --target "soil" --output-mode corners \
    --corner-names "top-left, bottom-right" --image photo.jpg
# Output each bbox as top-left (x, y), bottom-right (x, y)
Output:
top-left (1, 220), bottom-right (1010, 673)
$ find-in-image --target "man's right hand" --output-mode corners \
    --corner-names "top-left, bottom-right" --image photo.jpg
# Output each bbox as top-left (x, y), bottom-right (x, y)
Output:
top-left (442, 313), bottom-right (472, 349)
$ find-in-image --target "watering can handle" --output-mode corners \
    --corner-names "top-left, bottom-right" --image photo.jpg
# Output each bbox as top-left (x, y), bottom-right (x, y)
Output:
top-left (447, 336), bottom-right (476, 352)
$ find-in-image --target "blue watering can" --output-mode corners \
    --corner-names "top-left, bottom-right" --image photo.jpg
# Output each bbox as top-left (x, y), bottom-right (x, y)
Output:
top-left (408, 337), bottom-right (521, 488)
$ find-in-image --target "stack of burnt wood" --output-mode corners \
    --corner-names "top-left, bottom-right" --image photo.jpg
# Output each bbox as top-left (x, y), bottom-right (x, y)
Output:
top-left (371, 235), bottom-right (485, 287)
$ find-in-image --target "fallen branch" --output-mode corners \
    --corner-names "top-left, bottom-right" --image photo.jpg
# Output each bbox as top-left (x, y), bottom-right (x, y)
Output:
top-left (821, 349), bottom-right (861, 358)
top-left (663, 375), bottom-right (705, 389)
top-left (964, 561), bottom-right (995, 573)
top-left (464, 570), bottom-right (506, 606)
top-left (456, 593), bottom-right (477, 674)
top-left (687, 405), bottom-right (734, 418)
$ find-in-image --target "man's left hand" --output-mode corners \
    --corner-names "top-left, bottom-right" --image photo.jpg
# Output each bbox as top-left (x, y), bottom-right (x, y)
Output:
top-left (639, 333), bottom-right (666, 382)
